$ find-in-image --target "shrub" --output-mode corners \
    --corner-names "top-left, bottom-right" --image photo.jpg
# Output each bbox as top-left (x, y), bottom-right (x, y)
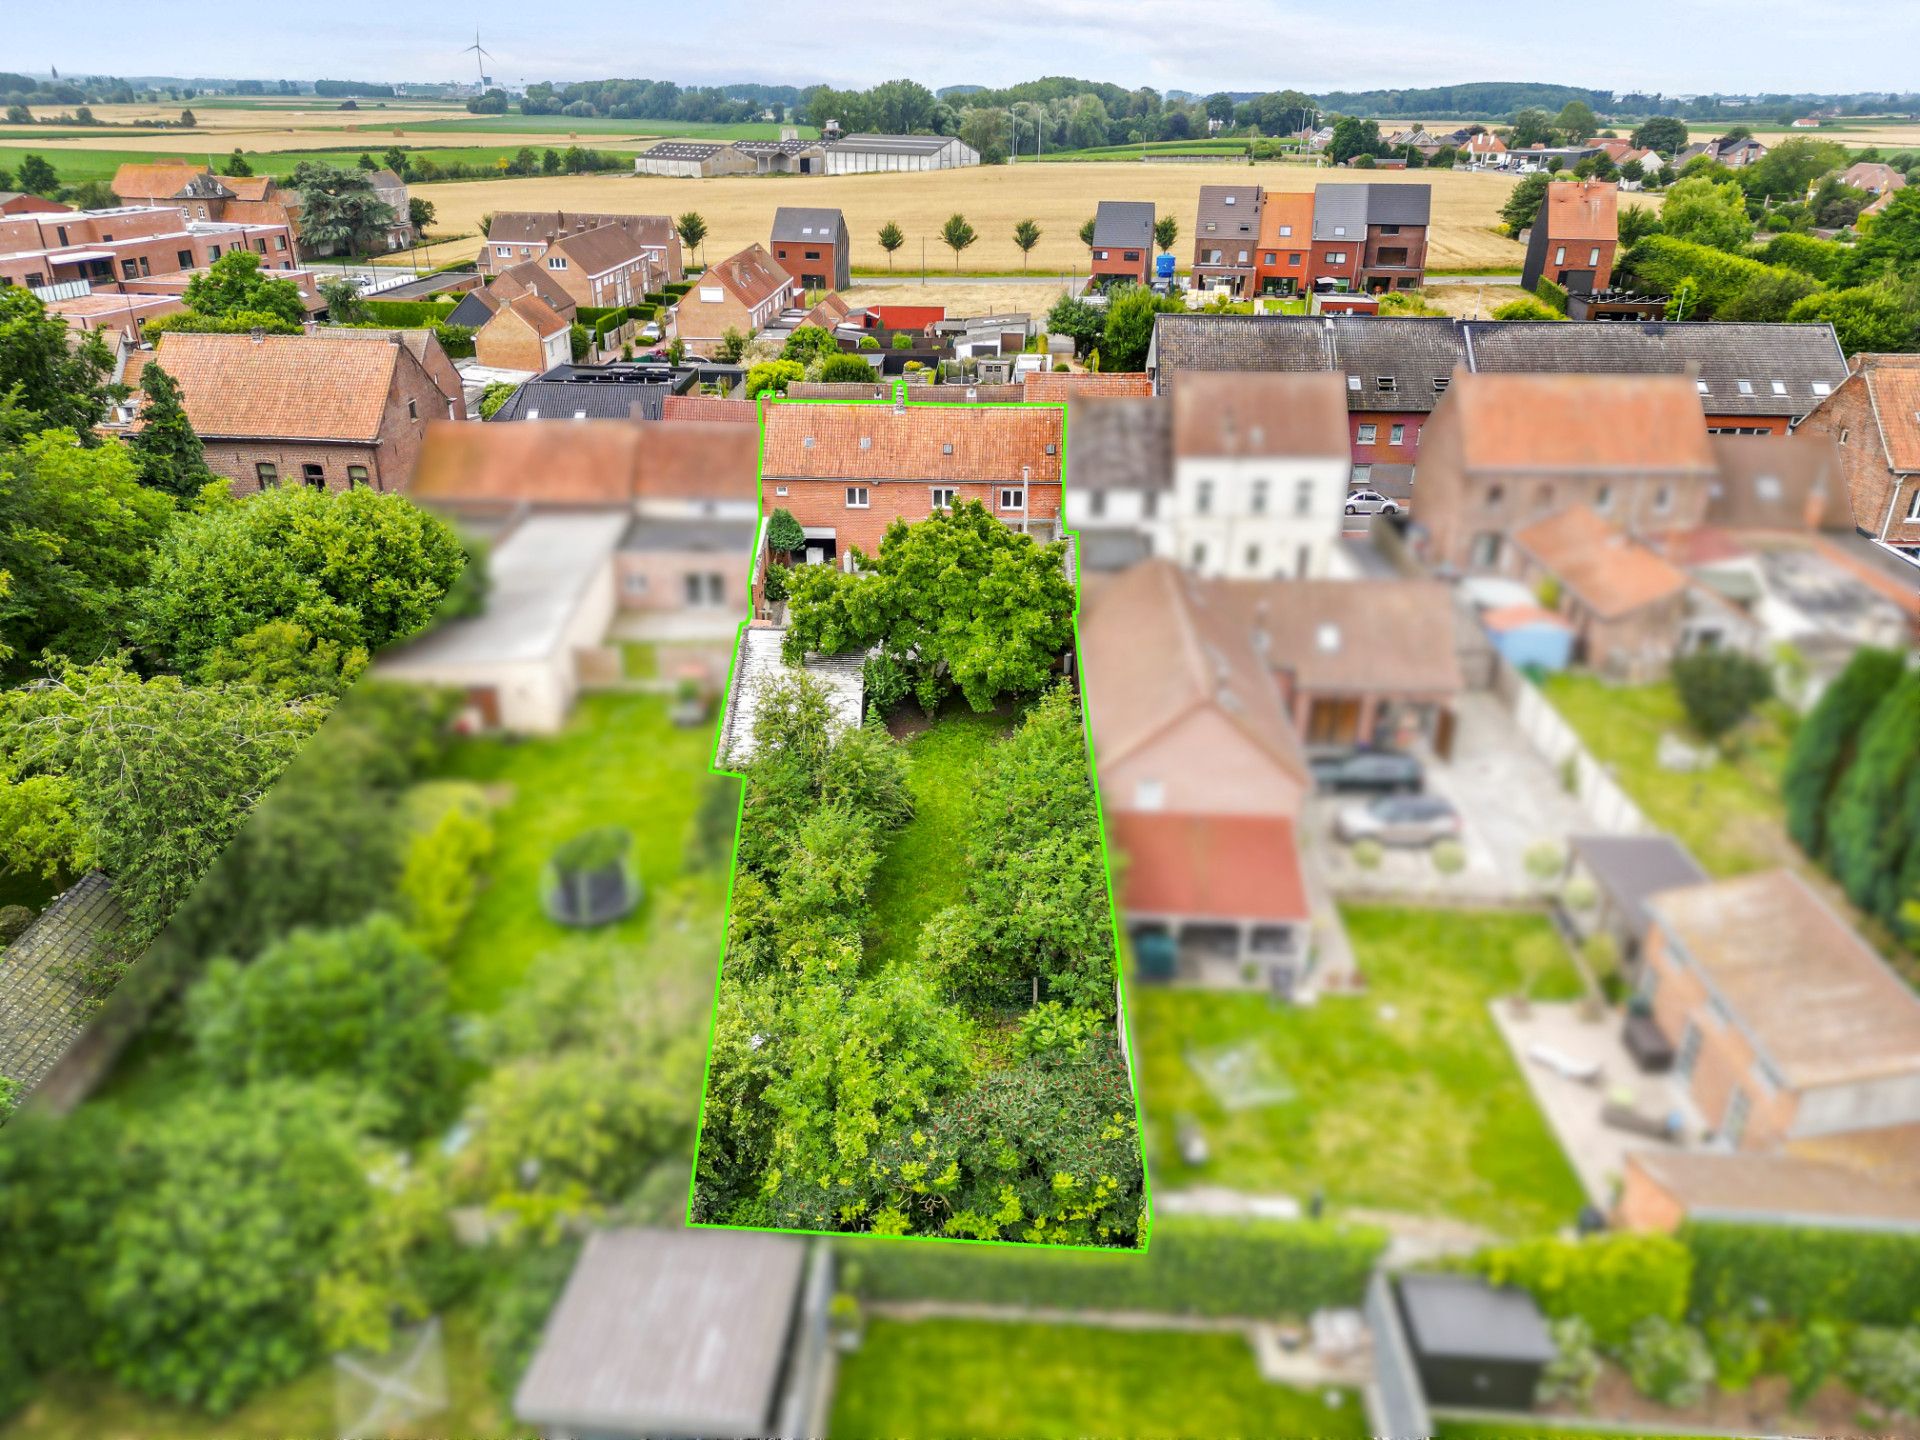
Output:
top-left (1538, 1315), bottom-right (1602, 1406)
top-left (765, 507), bottom-right (806, 556)
top-left (359, 297), bottom-right (457, 328)
top-left (1672, 650), bottom-right (1773, 739)
top-left (1781, 647), bottom-right (1905, 858)
top-left (1625, 1316), bottom-right (1714, 1407)
top-left (1785, 1318), bottom-right (1845, 1407)
top-left (398, 782), bottom-right (494, 957)
top-left (1705, 1314), bottom-right (1766, 1392)
top-left (1014, 1000), bottom-right (1105, 1063)
top-left (1533, 275), bottom-right (1570, 313)
top-left (1755, 231), bottom-right (1849, 281)
top-left (760, 561), bottom-right (789, 604)
top-left (1351, 838), bottom-right (1383, 870)
top-left (819, 353), bottom-right (876, 384)
top-left (843, 1216), bottom-right (1386, 1317)
top-left (1492, 294), bottom-right (1564, 321)
top-left (1431, 839), bottom-right (1466, 875)
top-left (1476, 1232), bottom-right (1692, 1349)
top-left (1847, 1327), bottom-right (1920, 1419)
top-left (478, 380), bottom-right (518, 418)
top-left (857, 334), bottom-right (880, 351)
top-left (891, 332), bottom-right (913, 350)
top-left (1524, 840), bottom-right (1565, 884)
top-left (1682, 1220), bottom-right (1920, 1327)
top-left (1619, 235), bottom-right (1816, 318)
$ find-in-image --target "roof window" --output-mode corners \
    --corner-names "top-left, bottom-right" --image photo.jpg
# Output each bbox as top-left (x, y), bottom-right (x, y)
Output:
top-left (1376, 376), bottom-right (1396, 392)
top-left (1736, 379), bottom-right (1754, 395)
top-left (1347, 375), bottom-right (1361, 391)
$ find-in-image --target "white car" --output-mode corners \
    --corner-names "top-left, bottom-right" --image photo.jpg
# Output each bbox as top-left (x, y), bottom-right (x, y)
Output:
top-left (1345, 489), bottom-right (1400, 516)
top-left (638, 322), bottom-right (662, 342)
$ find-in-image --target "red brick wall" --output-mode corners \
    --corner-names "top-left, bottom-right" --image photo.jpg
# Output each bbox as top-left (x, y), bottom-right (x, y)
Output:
top-left (474, 309), bottom-right (550, 372)
top-left (1348, 409), bottom-right (1425, 468)
top-left (766, 477), bottom-right (1062, 557)
top-left (1615, 1154), bottom-right (1686, 1231)
top-left (773, 240), bottom-right (840, 290)
top-left (1361, 223), bottom-right (1429, 287)
top-left (1308, 239), bottom-right (1358, 289)
top-left (204, 439), bottom-right (384, 495)
top-left (1796, 376), bottom-right (1916, 541)
top-left (1090, 248), bottom-right (1152, 284)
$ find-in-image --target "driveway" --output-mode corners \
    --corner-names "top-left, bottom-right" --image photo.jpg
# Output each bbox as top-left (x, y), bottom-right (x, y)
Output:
top-left (1312, 691), bottom-right (1596, 900)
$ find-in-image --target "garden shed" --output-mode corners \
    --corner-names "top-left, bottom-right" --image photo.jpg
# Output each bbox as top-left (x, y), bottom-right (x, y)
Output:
top-left (1394, 1271), bottom-right (1556, 1410)
top-left (1480, 604), bottom-right (1576, 673)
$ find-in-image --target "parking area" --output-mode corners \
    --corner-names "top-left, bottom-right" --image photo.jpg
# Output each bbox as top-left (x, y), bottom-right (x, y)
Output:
top-left (1311, 691), bottom-right (1595, 900)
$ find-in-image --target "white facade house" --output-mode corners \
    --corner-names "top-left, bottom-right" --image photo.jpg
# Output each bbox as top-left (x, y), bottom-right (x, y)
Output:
top-left (1168, 442), bottom-right (1352, 580)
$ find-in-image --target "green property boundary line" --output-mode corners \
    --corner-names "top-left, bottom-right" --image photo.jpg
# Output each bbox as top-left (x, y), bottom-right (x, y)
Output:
top-left (683, 375), bottom-right (1154, 1254)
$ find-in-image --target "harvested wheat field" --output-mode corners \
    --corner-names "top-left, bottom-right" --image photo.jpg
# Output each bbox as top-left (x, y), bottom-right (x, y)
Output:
top-left (398, 161), bottom-right (1537, 273)
top-left (844, 279), bottom-right (1077, 314)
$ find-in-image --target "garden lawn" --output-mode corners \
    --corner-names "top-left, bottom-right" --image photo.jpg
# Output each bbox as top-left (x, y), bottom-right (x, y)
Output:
top-left (436, 690), bottom-right (726, 1010)
top-left (863, 706), bottom-right (1019, 971)
top-left (1135, 906), bottom-right (1587, 1237)
top-left (1435, 1425), bottom-right (1718, 1440)
top-left (829, 1319), bottom-right (1366, 1440)
top-left (1541, 674), bottom-right (1795, 878)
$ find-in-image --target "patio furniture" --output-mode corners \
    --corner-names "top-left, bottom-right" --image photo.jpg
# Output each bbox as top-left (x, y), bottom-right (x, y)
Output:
top-left (1600, 1098), bottom-right (1680, 1141)
top-left (1621, 1011), bottom-right (1675, 1072)
top-left (1527, 1042), bottom-right (1603, 1085)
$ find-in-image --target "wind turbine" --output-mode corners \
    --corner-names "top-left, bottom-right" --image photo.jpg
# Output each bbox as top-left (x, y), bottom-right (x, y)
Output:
top-left (462, 30), bottom-right (494, 91)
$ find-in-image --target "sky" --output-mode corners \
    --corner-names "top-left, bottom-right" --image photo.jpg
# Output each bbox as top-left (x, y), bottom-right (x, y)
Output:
top-left (45, 0), bottom-right (1920, 97)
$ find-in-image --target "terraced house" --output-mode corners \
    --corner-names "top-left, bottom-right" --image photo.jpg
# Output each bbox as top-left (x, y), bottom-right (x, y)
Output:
top-left (477, 210), bottom-right (682, 297)
top-left (756, 391), bottom-right (1063, 578)
top-left (1188, 183), bottom-right (1432, 296)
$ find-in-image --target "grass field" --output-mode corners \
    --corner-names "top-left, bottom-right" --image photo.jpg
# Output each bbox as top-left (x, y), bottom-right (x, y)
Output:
top-left (382, 160), bottom-right (1536, 273)
top-left (1135, 905), bottom-right (1588, 1236)
top-left (434, 687), bottom-right (726, 1010)
top-left (829, 1319), bottom-right (1368, 1439)
top-left (0, 143), bottom-right (630, 188)
top-left (865, 706), bottom-right (1019, 971)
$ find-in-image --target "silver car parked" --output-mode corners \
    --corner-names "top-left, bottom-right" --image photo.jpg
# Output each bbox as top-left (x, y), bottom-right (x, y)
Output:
top-left (1344, 489), bottom-right (1400, 516)
top-left (1335, 794), bottom-right (1462, 847)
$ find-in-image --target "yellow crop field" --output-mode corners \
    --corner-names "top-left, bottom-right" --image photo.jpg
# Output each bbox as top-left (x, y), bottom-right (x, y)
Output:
top-left (399, 161), bottom-right (1547, 273)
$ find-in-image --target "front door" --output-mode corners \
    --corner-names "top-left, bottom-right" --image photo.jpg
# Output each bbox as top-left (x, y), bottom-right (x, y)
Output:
top-left (805, 544), bottom-right (824, 565)
top-left (1307, 698), bottom-right (1362, 745)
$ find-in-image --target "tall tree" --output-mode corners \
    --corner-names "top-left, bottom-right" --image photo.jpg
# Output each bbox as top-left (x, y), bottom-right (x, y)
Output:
top-left (1078, 216), bottom-right (1097, 248)
top-left (0, 286), bottom-right (115, 438)
top-left (1630, 116), bottom-right (1689, 155)
top-left (1782, 647), bottom-right (1905, 859)
top-left (939, 212), bottom-right (977, 272)
top-left (1659, 176), bottom-right (1755, 252)
top-left (1012, 218), bottom-right (1041, 269)
top-left (1509, 108), bottom-right (1554, 148)
top-left (179, 249), bottom-right (306, 326)
top-left (1554, 100), bottom-right (1598, 143)
top-left (1153, 215), bottom-right (1179, 253)
top-left (15, 154), bottom-right (56, 194)
top-left (221, 147), bottom-right (253, 177)
top-left (1100, 285), bottom-right (1183, 372)
top-left (290, 161), bottom-right (396, 259)
top-left (877, 220), bottom-right (904, 271)
top-left (1328, 115), bottom-right (1382, 164)
top-left (674, 210), bottom-right (708, 265)
top-left (127, 361), bottom-right (214, 502)
top-left (1826, 669), bottom-right (1920, 924)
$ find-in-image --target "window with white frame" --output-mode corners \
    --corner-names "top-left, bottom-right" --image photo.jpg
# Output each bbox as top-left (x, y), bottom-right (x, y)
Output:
top-left (1389, 423), bottom-right (1405, 445)
top-left (547, 255), bottom-right (568, 269)
top-left (1908, 488), bottom-right (1920, 521)
top-left (1000, 487), bottom-right (1025, 510)
top-left (1554, 245), bottom-right (1566, 264)
top-left (930, 487), bottom-right (957, 508)
top-left (1356, 423), bottom-right (1378, 445)
top-left (846, 486), bottom-right (869, 508)
top-left (1588, 246), bottom-right (1600, 266)
top-left (1294, 479), bottom-right (1313, 516)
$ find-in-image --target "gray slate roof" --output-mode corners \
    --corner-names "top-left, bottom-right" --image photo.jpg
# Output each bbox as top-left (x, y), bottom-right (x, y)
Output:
top-left (1397, 1273), bottom-right (1557, 1364)
top-left (491, 378), bottom-right (671, 422)
top-left (1064, 395), bottom-right (1172, 492)
top-left (1311, 184), bottom-right (1369, 241)
top-left (620, 516), bottom-right (757, 555)
top-left (514, 1228), bottom-right (804, 1439)
top-left (1093, 200), bottom-right (1155, 248)
top-left (1569, 833), bottom-right (1710, 938)
top-left (641, 141), bottom-right (729, 161)
top-left (771, 206), bottom-right (845, 242)
top-left (0, 873), bottom-right (126, 1095)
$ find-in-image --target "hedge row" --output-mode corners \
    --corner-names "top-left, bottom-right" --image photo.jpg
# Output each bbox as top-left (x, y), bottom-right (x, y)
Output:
top-left (360, 297), bottom-right (458, 327)
top-left (663, 280), bottom-right (696, 298)
top-left (1683, 1220), bottom-right (1920, 1328)
top-left (838, 1216), bottom-right (1386, 1319)
top-left (1533, 275), bottom-right (1570, 314)
top-left (1619, 235), bottom-right (1816, 317)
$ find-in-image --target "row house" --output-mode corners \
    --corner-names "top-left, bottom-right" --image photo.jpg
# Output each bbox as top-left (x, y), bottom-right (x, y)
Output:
top-left (446, 260), bottom-right (579, 329)
top-left (1310, 183), bottom-right (1430, 293)
top-left (1190, 183), bottom-right (1432, 296)
top-left (0, 203), bottom-right (298, 294)
top-left (474, 293), bottom-right (573, 373)
top-left (769, 206), bottom-right (850, 292)
top-left (1191, 184), bottom-right (1262, 292)
top-left (1254, 191), bottom-right (1313, 296)
top-left (479, 211), bottom-right (682, 293)
top-left (757, 391), bottom-right (1063, 572)
top-left (1063, 373), bottom-right (1352, 579)
top-left (1520, 180), bottom-right (1618, 294)
top-left (118, 330), bottom-right (464, 495)
top-left (110, 163), bottom-right (304, 249)
top-left (672, 244), bottom-right (794, 352)
top-left (1090, 200), bottom-right (1156, 287)
top-left (1794, 352), bottom-right (1920, 569)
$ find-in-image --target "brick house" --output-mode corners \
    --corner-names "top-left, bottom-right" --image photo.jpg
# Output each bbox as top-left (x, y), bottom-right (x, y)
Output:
top-left (769, 206), bottom-right (850, 292)
top-left (1639, 870), bottom-right (1920, 1152)
top-left (1507, 504), bottom-right (1694, 680)
top-left (1192, 184), bottom-right (1262, 293)
top-left (0, 191), bottom-right (68, 216)
top-left (475, 293), bottom-right (573, 373)
top-left (1309, 182), bottom-right (1430, 293)
top-left (478, 211), bottom-right (681, 291)
top-left (1089, 200), bottom-right (1155, 287)
top-left (133, 330), bottom-right (458, 494)
top-left (0, 203), bottom-right (297, 291)
top-left (673, 244), bottom-right (794, 352)
top-left (1254, 190), bottom-right (1313, 296)
top-left (446, 259), bottom-right (580, 330)
top-left (1792, 353), bottom-right (1920, 567)
top-left (758, 391), bottom-right (1063, 571)
top-left (1521, 180), bottom-right (1618, 294)
top-left (1396, 372), bottom-right (1720, 573)
top-left (110, 163), bottom-right (303, 247)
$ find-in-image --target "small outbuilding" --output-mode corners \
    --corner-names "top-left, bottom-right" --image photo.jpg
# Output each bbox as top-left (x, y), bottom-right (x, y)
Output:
top-left (1481, 603), bottom-right (1577, 673)
top-left (1395, 1272), bottom-right (1557, 1411)
top-left (1567, 833), bottom-right (1709, 971)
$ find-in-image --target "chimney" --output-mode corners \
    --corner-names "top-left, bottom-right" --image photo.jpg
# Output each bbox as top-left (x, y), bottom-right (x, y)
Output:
top-left (966, 386), bottom-right (978, 401)
top-left (388, 330), bottom-right (403, 345)
top-left (249, 326), bottom-right (265, 343)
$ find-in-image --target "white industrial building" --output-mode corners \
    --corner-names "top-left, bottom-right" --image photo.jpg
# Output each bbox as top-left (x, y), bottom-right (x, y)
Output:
top-left (635, 130), bottom-right (979, 180)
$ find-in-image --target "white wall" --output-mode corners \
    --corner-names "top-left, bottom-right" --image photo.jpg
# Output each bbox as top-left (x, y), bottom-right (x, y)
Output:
top-left (1167, 455), bottom-right (1349, 579)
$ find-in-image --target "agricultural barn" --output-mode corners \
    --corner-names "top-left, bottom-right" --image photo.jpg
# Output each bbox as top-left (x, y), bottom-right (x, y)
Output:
top-left (633, 142), bottom-right (755, 179)
top-left (819, 133), bottom-right (980, 173)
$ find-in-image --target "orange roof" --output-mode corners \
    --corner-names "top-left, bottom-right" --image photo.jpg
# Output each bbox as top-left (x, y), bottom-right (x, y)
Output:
top-left (761, 400), bottom-right (1061, 482)
top-left (661, 394), bottom-right (756, 423)
top-left (1022, 371), bottom-right (1153, 402)
top-left (151, 331), bottom-right (401, 442)
top-left (635, 420), bottom-right (756, 502)
top-left (1114, 812), bottom-right (1309, 923)
top-left (1481, 603), bottom-right (1574, 634)
top-left (1860, 354), bottom-right (1920, 472)
top-left (110, 161), bottom-right (224, 200)
top-left (1256, 190), bottom-right (1314, 249)
top-left (1446, 372), bottom-right (1715, 473)
top-left (494, 292), bottom-right (569, 339)
top-left (1512, 504), bottom-right (1691, 618)
top-left (407, 418), bottom-right (755, 506)
top-left (1542, 181), bottom-right (1618, 242)
top-left (706, 243), bottom-right (792, 309)
top-left (222, 175), bottom-right (275, 201)
top-left (1173, 371), bottom-right (1350, 458)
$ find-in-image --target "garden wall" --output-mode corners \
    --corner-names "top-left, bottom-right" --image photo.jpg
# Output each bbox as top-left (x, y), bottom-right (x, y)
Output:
top-left (1492, 657), bottom-right (1650, 836)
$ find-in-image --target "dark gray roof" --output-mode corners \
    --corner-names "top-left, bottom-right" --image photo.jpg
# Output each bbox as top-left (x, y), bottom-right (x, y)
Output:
top-left (735, 139), bottom-right (823, 156)
top-left (1093, 200), bottom-right (1155, 249)
top-left (641, 141), bottom-right (729, 161)
top-left (0, 873), bottom-right (126, 1094)
top-left (1569, 833), bottom-right (1710, 937)
top-left (620, 516), bottom-right (757, 554)
top-left (1329, 318), bottom-right (1466, 414)
top-left (514, 1228), bottom-right (804, 1438)
top-left (1148, 314), bottom-right (1332, 392)
top-left (1310, 184), bottom-right (1370, 241)
top-left (492, 374), bottom-right (674, 422)
top-left (1077, 527), bottom-right (1153, 571)
top-left (446, 290), bottom-right (498, 329)
top-left (1194, 184), bottom-right (1261, 241)
top-left (1462, 321), bottom-right (1848, 418)
top-left (1064, 395), bottom-right (1172, 492)
top-left (1364, 182), bottom-right (1433, 226)
top-left (1397, 1273), bottom-right (1557, 1364)
top-left (771, 206), bottom-right (845, 242)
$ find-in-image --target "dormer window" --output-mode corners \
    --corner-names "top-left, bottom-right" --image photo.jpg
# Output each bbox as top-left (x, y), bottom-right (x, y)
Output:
top-left (1376, 376), bottom-right (1396, 392)
top-left (1432, 378), bottom-right (1449, 393)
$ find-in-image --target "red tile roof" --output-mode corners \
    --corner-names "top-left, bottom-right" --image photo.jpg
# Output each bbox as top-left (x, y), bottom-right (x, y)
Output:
top-left (1541, 180), bottom-right (1618, 242)
top-left (661, 394), bottom-right (756, 423)
top-left (151, 331), bottom-right (401, 441)
top-left (1860, 354), bottom-right (1920, 472)
top-left (1173, 371), bottom-right (1351, 458)
top-left (407, 418), bottom-right (755, 506)
top-left (496, 292), bottom-right (569, 339)
top-left (1022, 371), bottom-right (1154, 402)
top-left (1113, 812), bottom-right (1309, 923)
top-left (1512, 504), bottom-right (1691, 618)
top-left (706, 244), bottom-right (792, 309)
top-left (761, 400), bottom-right (1061, 482)
top-left (1447, 373), bottom-right (1716, 473)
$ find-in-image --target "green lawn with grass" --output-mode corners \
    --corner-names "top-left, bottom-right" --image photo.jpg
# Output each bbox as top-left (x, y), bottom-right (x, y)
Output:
top-left (0, 144), bottom-right (625, 188)
top-left (1540, 674), bottom-right (1795, 878)
top-left (830, 1319), bottom-right (1366, 1440)
top-left (1434, 1424), bottom-right (1718, 1440)
top-left (436, 688), bottom-right (727, 1010)
top-left (396, 116), bottom-right (815, 141)
top-left (864, 706), bottom-right (1019, 971)
top-left (1135, 906), bottom-right (1587, 1236)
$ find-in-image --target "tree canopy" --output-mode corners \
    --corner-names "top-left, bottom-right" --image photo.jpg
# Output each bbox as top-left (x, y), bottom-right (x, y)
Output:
top-left (0, 287), bottom-right (115, 440)
top-left (179, 249), bottom-right (306, 327)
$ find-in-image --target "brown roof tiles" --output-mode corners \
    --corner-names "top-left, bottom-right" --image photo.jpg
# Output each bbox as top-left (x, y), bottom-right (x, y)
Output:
top-left (1512, 504), bottom-right (1692, 617)
top-left (761, 400), bottom-right (1061, 482)
top-left (150, 331), bottom-right (402, 441)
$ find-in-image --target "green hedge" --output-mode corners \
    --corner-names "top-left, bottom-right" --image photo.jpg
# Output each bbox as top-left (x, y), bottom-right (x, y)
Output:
top-left (1533, 275), bottom-right (1570, 314)
top-left (1683, 1221), bottom-right (1920, 1327)
top-left (839, 1216), bottom-right (1386, 1319)
top-left (360, 297), bottom-right (458, 328)
top-left (1474, 1233), bottom-right (1691, 1349)
top-left (1619, 235), bottom-right (1817, 317)
top-left (663, 280), bottom-right (696, 298)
